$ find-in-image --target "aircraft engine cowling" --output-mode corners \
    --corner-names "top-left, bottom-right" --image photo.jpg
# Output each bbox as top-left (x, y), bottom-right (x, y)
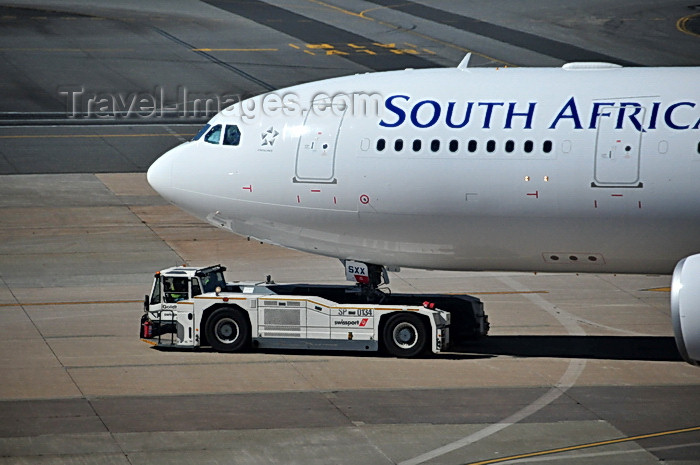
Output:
top-left (671, 254), bottom-right (700, 366)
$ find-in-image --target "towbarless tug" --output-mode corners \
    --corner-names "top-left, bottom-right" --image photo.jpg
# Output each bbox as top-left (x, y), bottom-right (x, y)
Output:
top-left (140, 263), bottom-right (488, 357)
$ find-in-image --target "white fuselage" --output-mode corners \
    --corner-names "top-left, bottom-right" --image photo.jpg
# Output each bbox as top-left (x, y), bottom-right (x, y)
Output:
top-left (148, 65), bottom-right (700, 274)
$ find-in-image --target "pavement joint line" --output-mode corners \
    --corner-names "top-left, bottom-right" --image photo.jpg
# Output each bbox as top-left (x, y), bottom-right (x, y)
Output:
top-left (356, 0), bottom-right (636, 66)
top-left (446, 291), bottom-right (548, 295)
top-left (571, 316), bottom-right (647, 336)
top-left (498, 277), bottom-right (587, 337)
top-left (152, 26), bottom-right (275, 92)
top-left (296, 354), bottom-right (398, 464)
top-left (102, 175), bottom-right (189, 267)
top-left (0, 133), bottom-right (195, 139)
top-left (46, 335), bottom-right (119, 339)
top-left (400, 277), bottom-right (587, 465)
top-left (0, 300), bottom-right (142, 307)
top-left (162, 125), bottom-right (188, 143)
top-left (462, 425), bottom-right (700, 465)
top-left (286, 349), bottom-right (422, 465)
top-left (377, 273), bottom-right (549, 296)
top-left (0, 269), bottom-right (137, 464)
top-left (0, 122), bottom-right (201, 126)
top-left (65, 358), bottom-right (335, 370)
top-left (596, 275), bottom-right (672, 323)
top-left (306, 0), bottom-right (513, 67)
top-left (0, 48), bottom-right (135, 52)
top-left (192, 48), bottom-right (279, 51)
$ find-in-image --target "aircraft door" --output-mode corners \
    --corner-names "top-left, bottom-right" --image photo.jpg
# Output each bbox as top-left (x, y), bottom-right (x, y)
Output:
top-left (294, 102), bottom-right (346, 184)
top-left (593, 105), bottom-right (644, 187)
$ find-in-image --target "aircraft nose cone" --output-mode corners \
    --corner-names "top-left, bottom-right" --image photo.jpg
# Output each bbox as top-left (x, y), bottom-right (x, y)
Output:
top-left (147, 152), bottom-right (172, 195)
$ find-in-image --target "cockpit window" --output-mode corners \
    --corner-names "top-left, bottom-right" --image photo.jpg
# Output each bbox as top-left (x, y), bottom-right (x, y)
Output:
top-left (192, 124), bottom-right (211, 141)
top-left (204, 124), bottom-right (222, 144)
top-left (223, 125), bottom-right (241, 146)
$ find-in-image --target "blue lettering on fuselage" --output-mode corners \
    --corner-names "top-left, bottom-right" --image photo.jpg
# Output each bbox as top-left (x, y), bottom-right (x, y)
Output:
top-left (379, 94), bottom-right (409, 128)
top-left (445, 102), bottom-right (473, 128)
top-left (411, 100), bottom-right (441, 128)
top-left (615, 103), bottom-right (644, 131)
top-left (505, 102), bottom-right (537, 129)
top-left (378, 95), bottom-right (698, 131)
top-left (477, 102), bottom-right (504, 129)
top-left (549, 97), bottom-right (582, 129)
top-left (664, 102), bottom-right (696, 130)
top-left (588, 102), bottom-right (615, 129)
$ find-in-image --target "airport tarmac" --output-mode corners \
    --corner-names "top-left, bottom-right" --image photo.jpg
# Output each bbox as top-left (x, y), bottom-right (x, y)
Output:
top-left (1, 1), bottom-right (700, 464)
top-left (2, 173), bottom-right (699, 465)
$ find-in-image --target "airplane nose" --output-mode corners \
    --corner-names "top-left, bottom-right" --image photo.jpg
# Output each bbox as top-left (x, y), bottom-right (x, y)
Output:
top-left (147, 152), bottom-right (172, 195)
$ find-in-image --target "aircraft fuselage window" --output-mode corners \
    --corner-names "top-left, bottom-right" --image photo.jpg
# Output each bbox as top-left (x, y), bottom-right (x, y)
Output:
top-left (373, 137), bottom-right (557, 156)
top-left (204, 124), bottom-right (222, 144)
top-left (697, 141), bottom-right (700, 154)
top-left (193, 124), bottom-right (211, 141)
top-left (223, 125), bottom-right (241, 146)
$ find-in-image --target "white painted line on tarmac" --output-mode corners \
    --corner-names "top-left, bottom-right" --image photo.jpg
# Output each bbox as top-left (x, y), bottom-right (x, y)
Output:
top-left (163, 124), bottom-right (189, 143)
top-left (400, 276), bottom-right (587, 465)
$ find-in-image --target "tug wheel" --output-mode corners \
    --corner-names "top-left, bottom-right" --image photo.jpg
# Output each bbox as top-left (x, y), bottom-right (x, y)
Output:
top-left (205, 308), bottom-right (250, 352)
top-left (383, 313), bottom-right (427, 357)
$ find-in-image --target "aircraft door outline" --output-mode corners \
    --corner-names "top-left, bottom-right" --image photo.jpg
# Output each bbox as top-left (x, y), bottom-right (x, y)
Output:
top-left (593, 104), bottom-right (645, 188)
top-left (294, 102), bottom-right (346, 184)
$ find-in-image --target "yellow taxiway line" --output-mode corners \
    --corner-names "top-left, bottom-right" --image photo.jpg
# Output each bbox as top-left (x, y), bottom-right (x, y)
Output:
top-left (465, 425), bottom-right (700, 465)
top-left (677, 13), bottom-right (700, 38)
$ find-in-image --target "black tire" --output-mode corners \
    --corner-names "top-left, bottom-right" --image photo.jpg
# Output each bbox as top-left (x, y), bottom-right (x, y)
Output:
top-left (205, 308), bottom-right (250, 352)
top-left (382, 313), bottom-right (428, 357)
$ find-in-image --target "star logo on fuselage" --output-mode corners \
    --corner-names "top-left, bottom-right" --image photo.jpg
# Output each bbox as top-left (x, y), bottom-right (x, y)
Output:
top-left (261, 126), bottom-right (279, 146)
